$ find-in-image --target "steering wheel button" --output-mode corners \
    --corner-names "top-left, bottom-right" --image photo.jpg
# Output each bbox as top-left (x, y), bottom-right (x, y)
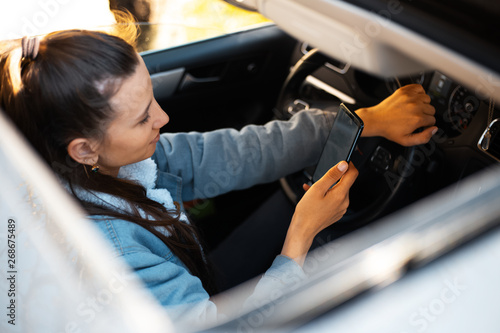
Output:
top-left (370, 146), bottom-right (392, 171)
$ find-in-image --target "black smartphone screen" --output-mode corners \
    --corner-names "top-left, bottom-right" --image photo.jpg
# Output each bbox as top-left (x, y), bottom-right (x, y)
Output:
top-left (312, 103), bottom-right (364, 182)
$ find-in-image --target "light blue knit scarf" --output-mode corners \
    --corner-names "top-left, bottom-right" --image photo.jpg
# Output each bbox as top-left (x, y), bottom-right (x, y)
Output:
top-left (70, 158), bottom-right (187, 222)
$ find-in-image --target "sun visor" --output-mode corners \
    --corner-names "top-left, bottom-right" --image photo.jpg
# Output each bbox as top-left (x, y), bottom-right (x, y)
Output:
top-left (254, 0), bottom-right (429, 77)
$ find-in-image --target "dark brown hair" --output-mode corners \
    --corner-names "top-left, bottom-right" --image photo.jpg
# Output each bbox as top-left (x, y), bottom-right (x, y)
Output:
top-left (0, 29), bottom-right (216, 294)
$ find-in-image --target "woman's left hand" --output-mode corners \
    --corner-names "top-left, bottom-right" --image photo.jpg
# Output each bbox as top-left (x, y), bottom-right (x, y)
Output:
top-left (356, 84), bottom-right (437, 147)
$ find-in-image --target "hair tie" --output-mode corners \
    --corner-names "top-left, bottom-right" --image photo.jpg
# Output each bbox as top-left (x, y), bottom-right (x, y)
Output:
top-left (21, 36), bottom-right (40, 61)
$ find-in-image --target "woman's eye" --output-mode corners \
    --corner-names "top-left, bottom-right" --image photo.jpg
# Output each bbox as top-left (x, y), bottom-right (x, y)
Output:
top-left (139, 113), bottom-right (150, 125)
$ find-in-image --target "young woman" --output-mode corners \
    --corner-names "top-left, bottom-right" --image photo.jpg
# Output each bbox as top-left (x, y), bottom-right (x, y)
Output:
top-left (0, 29), bottom-right (436, 325)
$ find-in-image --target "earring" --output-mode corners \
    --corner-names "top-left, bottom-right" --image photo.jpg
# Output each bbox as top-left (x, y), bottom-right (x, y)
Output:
top-left (91, 164), bottom-right (99, 173)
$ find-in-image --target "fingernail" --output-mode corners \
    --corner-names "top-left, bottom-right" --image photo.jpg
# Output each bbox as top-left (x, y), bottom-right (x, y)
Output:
top-left (338, 161), bottom-right (348, 172)
top-left (432, 127), bottom-right (438, 135)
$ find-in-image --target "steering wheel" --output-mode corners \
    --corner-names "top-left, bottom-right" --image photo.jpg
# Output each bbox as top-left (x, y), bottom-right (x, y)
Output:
top-left (276, 48), bottom-right (419, 230)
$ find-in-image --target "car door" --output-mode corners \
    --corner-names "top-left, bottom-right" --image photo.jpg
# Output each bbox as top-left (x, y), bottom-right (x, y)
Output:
top-left (142, 24), bottom-right (296, 133)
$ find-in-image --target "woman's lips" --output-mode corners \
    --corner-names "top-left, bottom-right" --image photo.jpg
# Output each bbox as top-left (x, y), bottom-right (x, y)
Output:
top-left (150, 133), bottom-right (160, 144)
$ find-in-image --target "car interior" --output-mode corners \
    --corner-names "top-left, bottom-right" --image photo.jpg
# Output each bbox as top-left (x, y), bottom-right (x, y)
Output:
top-left (139, 1), bottom-right (500, 329)
top-left (2, 0), bottom-right (500, 331)
top-left (142, 2), bottom-right (500, 275)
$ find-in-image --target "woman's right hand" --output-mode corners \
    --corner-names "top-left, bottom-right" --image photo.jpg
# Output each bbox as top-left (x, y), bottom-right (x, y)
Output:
top-left (281, 161), bottom-right (358, 265)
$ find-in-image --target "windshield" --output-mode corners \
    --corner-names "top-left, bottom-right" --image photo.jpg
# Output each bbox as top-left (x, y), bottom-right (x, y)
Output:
top-left (0, 0), bottom-right (270, 52)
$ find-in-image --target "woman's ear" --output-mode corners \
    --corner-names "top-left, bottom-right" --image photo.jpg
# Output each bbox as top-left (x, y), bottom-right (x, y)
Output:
top-left (67, 138), bottom-right (98, 165)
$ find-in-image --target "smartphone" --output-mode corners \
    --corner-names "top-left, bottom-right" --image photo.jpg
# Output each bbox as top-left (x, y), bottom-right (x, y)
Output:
top-left (312, 103), bottom-right (364, 183)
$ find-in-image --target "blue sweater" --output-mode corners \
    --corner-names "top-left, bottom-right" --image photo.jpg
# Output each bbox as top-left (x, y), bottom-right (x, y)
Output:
top-left (85, 109), bottom-right (334, 326)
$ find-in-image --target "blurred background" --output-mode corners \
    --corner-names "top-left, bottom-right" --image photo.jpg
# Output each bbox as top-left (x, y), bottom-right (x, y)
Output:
top-left (0, 0), bottom-right (270, 52)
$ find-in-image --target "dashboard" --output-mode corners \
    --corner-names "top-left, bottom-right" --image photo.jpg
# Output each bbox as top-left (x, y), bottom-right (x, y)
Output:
top-left (398, 71), bottom-right (485, 140)
top-left (388, 71), bottom-right (500, 167)
top-left (426, 72), bottom-right (479, 137)
top-left (289, 43), bottom-right (500, 200)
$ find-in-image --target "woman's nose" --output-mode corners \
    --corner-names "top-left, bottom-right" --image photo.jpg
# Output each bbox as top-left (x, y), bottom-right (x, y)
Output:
top-left (153, 101), bottom-right (169, 129)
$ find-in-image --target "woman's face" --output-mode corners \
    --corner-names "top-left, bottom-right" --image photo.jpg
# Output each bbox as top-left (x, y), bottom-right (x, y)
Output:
top-left (96, 55), bottom-right (169, 176)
